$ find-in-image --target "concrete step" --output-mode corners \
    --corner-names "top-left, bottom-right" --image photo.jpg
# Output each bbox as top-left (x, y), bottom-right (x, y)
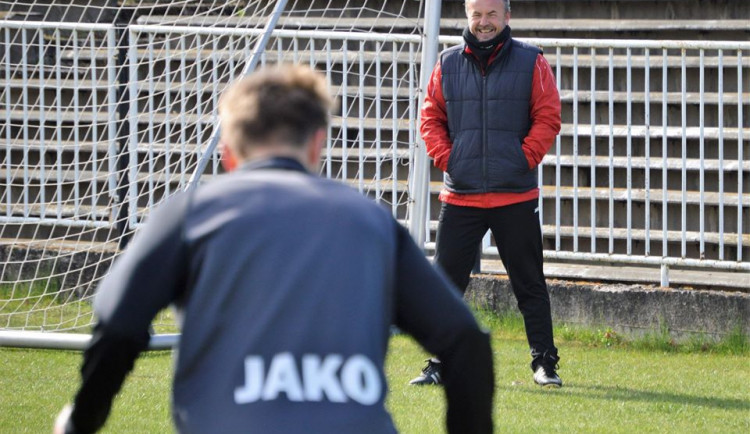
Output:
top-left (475, 259), bottom-right (750, 291)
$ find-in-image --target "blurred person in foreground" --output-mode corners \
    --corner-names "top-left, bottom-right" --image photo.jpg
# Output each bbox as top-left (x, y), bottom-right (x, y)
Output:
top-left (410, 0), bottom-right (562, 388)
top-left (54, 64), bottom-right (494, 434)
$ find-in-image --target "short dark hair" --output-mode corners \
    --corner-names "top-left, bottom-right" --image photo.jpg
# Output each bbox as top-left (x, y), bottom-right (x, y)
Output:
top-left (219, 65), bottom-right (333, 157)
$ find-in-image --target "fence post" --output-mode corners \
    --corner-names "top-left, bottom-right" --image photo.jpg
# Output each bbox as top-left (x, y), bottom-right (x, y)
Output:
top-left (660, 264), bottom-right (670, 287)
top-left (408, 0), bottom-right (442, 248)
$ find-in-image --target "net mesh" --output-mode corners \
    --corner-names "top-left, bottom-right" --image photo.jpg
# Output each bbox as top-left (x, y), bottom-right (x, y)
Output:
top-left (0, 0), bottom-right (425, 333)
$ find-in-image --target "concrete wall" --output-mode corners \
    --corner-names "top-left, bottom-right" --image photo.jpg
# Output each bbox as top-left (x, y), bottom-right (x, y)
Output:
top-left (466, 275), bottom-right (750, 340)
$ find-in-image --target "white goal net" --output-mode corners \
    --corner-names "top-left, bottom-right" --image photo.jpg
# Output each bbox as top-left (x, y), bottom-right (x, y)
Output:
top-left (0, 0), bottom-right (428, 344)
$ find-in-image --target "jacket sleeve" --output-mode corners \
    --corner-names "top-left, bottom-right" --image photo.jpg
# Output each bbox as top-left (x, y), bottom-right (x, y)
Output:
top-left (65, 193), bottom-right (191, 434)
top-left (522, 53), bottom-right (562, 170)
top-left (420, 61), bottom-right (453, 172)
top-left (393, 223), bottom-right (494, 434)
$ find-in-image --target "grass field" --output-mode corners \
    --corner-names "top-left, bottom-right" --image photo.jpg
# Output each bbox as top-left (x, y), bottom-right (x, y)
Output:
top-left (1, 309), bottom-right (748, 433)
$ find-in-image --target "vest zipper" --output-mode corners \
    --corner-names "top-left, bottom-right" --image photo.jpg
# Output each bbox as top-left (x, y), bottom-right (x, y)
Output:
top-left (482, 74), bottom-right (488, 191)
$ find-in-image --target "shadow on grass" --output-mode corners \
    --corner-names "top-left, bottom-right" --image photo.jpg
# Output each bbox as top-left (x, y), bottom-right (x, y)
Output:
top-left (503, 384), bottom-right (750, 411)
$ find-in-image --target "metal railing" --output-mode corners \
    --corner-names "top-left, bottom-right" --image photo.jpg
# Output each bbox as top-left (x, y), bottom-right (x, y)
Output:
top-left (423, 37), bottom-right (749, 281)
top-left (1, 20), bottom-right (749, 286)
top-left (1, 21), bottom-right (119, 229)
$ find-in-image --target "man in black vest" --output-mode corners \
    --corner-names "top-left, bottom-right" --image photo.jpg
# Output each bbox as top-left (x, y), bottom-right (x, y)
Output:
top-left (412, 0), bottom-right (563, 388)
top-left (54, 65), bottom-right (494, 433)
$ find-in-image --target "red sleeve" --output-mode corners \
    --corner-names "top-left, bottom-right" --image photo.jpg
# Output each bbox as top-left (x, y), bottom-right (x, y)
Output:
top-left (419, 62), bottom-right (452, 172)
top-left (522, 54), bottom-right (561, 169)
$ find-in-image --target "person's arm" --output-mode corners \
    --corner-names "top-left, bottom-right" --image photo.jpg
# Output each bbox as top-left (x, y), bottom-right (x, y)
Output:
top-left (522, 53), bottom-right (562, 170)
top-left (420, 61), bottom-right (453, 172)
top-left (57, 193), bottom-right (191, 434)
top-left (393, 223), bottom-right (494, 434)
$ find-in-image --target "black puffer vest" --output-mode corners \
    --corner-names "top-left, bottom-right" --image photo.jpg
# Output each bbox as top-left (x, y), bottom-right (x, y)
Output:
top-left (440, 39), bottom-right (541, 193)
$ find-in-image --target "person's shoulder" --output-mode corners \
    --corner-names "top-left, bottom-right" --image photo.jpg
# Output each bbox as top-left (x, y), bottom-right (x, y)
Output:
top-left (440, 43), bottom-right (465, 59)
top-left (511, 38), bottom-right (542, 55)
top-left (441, 43), bottom-right (464, 54)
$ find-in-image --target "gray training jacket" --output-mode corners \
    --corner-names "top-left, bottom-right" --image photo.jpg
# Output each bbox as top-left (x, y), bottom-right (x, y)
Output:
top-left (67, 157), bottom-right (494, 434)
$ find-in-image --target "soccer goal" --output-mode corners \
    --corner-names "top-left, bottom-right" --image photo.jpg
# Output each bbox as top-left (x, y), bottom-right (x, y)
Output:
top-left (0, 0), bottom-right (436, 349)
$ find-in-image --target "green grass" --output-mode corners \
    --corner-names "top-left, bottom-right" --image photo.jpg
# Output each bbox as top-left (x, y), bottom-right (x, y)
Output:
top-left (0, 281), bottom-right (178, 334)
top-left (0, 279), bottom-right (95, 332)
top-left (1, 308), bottom-right (748, 433)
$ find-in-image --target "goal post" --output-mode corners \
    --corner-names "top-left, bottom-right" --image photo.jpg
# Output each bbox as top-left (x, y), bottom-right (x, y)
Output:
top-left (0, 0), bottom-right (434, 349)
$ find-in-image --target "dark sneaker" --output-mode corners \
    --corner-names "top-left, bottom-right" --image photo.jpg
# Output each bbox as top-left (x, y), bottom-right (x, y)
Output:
top-left (533, 363), bottom-right (562, 388)
top-left (409, 358), bottom-right (442, 385)
top-left (531, 350), bottom-right (562, 388)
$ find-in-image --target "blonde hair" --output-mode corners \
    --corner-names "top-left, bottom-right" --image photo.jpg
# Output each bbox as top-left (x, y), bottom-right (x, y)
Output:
top-left (219, 65), bottom-right (333, 159)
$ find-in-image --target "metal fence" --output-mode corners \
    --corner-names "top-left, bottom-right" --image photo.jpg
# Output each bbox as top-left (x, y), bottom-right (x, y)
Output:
top-left (1, 20), bottom-right (749, 286)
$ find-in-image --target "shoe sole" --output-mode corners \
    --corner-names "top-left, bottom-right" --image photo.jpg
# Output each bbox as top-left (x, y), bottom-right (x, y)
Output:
top-left (537, 382), bottom-right (562, 388)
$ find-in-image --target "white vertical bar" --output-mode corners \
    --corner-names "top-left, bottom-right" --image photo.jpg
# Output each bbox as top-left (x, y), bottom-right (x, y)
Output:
top-left (38, 29), bottom-right (46, 218)
top-left (555, 46), bottom-right (561, 251)
top-left (391, 43), bottom-right (398, 218)
top-left (680, 49), bottom-right (687, 258)
top-left (179, 35), bottom-right (187, 186)
top-left (3, 28), bottom-right (11, 217)
top-left (309, 37), bottom-right (315, 69)
top-left (195, 34), bottom-right (203, 170)
top-left (590, 47), bottom-right (597, 253)
top-left (55, 29), bottom-right (63, 219)
top-left (293, 37), bottom-right (299, 64)
top-left (341, 41), bottom-right (348, 181)
top-left (717, 49), bottom-right (725, 260)
top-left (660, 264), bottom-right (669, 287)
top-left (357, 41), bottom-right (364, 193)
top-left (73, 30), bottom-right (80, 218)
top-left (147, 32), bottom-right (155, 209)
top-left (325, 39), bottom-right (332, 179)
top-left (407, 41), bottom-right (422, 241)
top-left (106, 28), bottom-right (117, 223)
top-left (90, 30), bottom-right (99, 219)
top-left (644, 48), bottom-right (651, 256)
top-left (699, 49), bottom-right (705, 258)
top-left (211, 36), bottom-right (219, 176)
top-left (626, 47), bottom-right (632, 255)
top-left (242, 35), bottom-right (251, 79)
top-left (608, 47), bottom-right (614, 254)
top-left (164, 32), bottom-right (172, 197)
top-left (409, 0), bottom-right (441, 246)
top-left (21, 28), bottom-right (29, 217)
top-left (572, 46), bottom-right (579, 252)
top-left (661, 48), bottom-right (668, 259)
top-left (127, 29), bottom-right (139, 229)
top-left (537, 43), bottom-right (546, 231)
top-left (375, 41), bottom-right (382, 202)
top-left (737, 50), bottom-right (744, 262)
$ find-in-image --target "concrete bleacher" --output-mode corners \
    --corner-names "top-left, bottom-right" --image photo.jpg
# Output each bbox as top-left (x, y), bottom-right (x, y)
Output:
top-left (1, 0), bottom-right (748, 288)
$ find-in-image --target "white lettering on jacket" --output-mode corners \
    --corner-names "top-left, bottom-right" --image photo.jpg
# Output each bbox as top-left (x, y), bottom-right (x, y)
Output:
top-left (234, 353), bottom-right (382, 405)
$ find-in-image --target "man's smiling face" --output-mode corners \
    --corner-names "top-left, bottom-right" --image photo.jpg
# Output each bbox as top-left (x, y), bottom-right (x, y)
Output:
top-left (466, 0), bottom-right (510, 42)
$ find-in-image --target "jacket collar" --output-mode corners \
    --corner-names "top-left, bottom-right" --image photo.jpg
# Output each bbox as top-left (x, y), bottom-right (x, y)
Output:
top-left (237, 156), bottom-right (309, 174)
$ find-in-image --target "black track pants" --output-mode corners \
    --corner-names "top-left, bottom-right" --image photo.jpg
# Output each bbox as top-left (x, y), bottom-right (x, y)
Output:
top-left (434, 199), bottom-right (557, 355)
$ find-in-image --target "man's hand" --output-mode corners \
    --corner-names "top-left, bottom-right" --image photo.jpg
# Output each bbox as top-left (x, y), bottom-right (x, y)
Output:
top-left (53, 404), bottom-right (73, 434)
